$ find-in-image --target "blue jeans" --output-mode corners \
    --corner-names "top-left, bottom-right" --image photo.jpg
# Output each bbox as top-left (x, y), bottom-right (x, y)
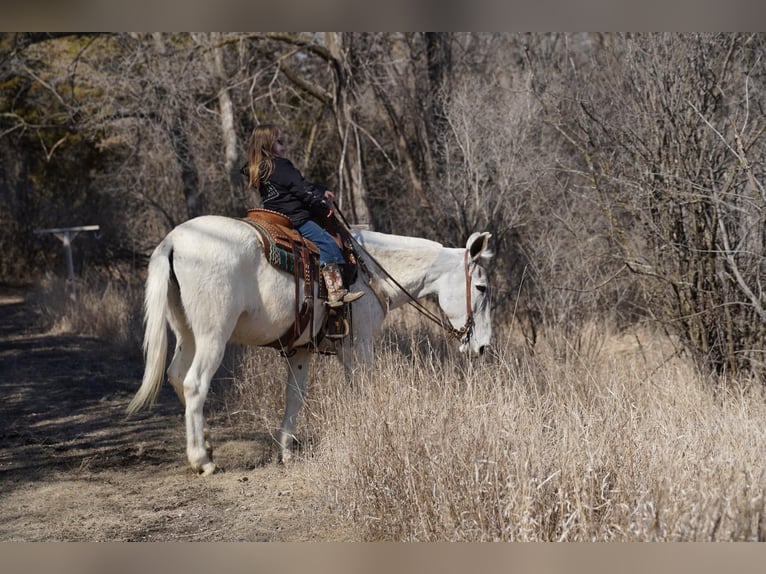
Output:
top-left (298, 220), bottom-right (345, 265)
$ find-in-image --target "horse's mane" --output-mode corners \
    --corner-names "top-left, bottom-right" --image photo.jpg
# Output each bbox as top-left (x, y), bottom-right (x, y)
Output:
top-left (350, 228), bottom-right (447, 309)
top-left (351, 228), bottom-right (444, 252)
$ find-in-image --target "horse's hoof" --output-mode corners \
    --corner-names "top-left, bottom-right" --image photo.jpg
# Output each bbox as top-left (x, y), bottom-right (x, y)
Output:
top-left (279, 449), bottom-right (293, 465)
top-left (198, 462), bottom-right (216, 476)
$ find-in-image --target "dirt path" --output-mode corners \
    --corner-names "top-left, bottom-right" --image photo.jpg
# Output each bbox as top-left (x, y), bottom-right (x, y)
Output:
top-left (0, 285), bottom-right (346, 541)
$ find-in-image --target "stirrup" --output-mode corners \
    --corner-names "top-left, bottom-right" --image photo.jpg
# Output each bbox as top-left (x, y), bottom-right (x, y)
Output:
top-left (325, 313), bottom-right (350, 339)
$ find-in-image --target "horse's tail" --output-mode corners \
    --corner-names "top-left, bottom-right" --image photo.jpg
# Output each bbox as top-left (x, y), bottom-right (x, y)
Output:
top-left (126, 237), bottom-right (173, 416)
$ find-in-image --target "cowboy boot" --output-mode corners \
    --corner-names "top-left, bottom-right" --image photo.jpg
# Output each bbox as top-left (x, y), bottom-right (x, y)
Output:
top-left (321, 262), bottom-right (364, 308)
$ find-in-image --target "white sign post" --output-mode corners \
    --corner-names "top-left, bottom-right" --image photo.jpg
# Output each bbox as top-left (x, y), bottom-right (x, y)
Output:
top-left (33, 225), bottom-right (100, 301)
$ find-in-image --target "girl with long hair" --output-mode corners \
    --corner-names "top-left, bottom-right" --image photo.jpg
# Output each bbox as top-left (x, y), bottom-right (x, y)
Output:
top-left (246, 124), bottom-right (363, 308)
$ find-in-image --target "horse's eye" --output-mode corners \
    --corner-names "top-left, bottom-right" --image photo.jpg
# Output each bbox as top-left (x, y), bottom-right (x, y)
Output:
top-left (475, 284), bottom-right (487, 293)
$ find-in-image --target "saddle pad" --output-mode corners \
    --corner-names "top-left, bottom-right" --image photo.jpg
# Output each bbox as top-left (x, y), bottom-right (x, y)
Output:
top-left (241, 211), bottom-right (320, 275)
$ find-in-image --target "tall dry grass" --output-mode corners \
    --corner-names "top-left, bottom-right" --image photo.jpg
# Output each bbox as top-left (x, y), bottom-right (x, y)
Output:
top-left (291, 317), bottom-right (766, 541)
top-left (34, 270), bottom-right (144, 354)
top-left (47, 276), bottom-right (766, 541)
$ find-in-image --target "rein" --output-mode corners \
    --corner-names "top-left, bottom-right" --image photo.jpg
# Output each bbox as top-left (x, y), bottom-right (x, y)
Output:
top-left (333, 205), bottom-right (475, 344)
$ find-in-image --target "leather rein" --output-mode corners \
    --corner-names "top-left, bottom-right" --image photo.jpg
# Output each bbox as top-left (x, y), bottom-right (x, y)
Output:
top-left (334, 207), bottom-right (475, 345)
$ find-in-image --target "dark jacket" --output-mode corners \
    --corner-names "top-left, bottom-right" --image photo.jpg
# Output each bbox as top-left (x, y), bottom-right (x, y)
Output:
top-left (252, 157), bottom-right (331, 227)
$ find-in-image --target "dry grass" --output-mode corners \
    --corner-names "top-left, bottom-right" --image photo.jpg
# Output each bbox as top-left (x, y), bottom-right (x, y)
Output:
top-left (295, 319), bottom-right (766, 541)
top-left (39, 278), bottom-right (766, 541)
top-left (34, 271), bottom-right (144, 353)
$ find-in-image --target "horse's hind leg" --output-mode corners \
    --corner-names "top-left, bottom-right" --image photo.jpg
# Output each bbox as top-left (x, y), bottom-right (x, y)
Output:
top-left (167, 335), bottom-right (195, 405)
top-left (182, 335), bottom-right (225, 475)
top-left (166, 287), bottom-right (194, 405)
top-left (279, 348), bottom-right (312, 464)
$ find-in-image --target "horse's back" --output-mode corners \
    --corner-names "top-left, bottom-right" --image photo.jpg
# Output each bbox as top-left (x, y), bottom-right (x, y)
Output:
top-left (165, 215), bottom-right (299, 345)
top-left (169, 215), bottom-right (260, 255)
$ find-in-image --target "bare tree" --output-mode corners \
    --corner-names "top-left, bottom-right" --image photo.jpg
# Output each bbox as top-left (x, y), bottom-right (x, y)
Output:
top-left (193, 33), bottom-right (246, 214)
top-left (250, 32), bottom-right (372, 224)
top-left (540, 33), bottom-right (766, 375)
top-left (7, 31), bottom-right (763, 382)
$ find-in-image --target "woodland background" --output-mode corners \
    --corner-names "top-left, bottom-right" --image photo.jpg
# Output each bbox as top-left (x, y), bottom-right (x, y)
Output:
top-left (2, 32), bottom-right (765, 377)
top-left (4, 32), bottom-right (766, 542)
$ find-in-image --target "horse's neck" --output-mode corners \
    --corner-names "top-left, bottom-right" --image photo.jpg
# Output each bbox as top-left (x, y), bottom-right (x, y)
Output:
top-left (355, 229), bottom-right (458, 309)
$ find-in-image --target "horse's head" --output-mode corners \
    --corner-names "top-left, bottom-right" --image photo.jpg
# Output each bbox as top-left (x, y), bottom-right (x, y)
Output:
top-left (439, 232), bottom-right (493, 356)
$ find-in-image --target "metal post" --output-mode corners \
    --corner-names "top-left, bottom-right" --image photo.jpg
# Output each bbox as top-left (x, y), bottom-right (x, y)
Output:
top-left (33, 225), bottom-right (100, 301)
top-left (60, 231), bottom-right (76, 300)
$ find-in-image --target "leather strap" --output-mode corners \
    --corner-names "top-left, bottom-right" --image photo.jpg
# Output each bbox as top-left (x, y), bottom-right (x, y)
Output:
top-left (266, 238), bottom-right (315, 352)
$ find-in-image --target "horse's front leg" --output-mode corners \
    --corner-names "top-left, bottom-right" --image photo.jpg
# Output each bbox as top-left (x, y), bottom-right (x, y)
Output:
top-left (338, 336), bottom-right (372, 387)
top-left (338, 299), bottom-right (382, 385)
top-left (278, 347), bottom-right (312, 464)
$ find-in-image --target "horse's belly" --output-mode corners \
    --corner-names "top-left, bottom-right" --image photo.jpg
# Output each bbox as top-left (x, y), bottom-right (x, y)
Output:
top-left (229, 311), bottom-right (292, 346)
top-left (230, 297), bottom-right (325, 347)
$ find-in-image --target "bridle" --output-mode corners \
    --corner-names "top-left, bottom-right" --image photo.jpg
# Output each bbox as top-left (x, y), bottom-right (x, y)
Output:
top-left (337, 216), bottom-right (476, 345)
top-left (358, 240), bottom-right (476, 344)
top-left (450, 249), bottom-right (475, 344)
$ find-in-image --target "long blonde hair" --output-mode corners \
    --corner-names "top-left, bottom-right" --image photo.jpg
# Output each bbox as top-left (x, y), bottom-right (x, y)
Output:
top-left (247, 124), bottom-right (280, 190)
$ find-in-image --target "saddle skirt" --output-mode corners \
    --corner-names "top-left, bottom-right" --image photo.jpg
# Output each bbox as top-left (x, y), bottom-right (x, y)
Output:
top-left (242, 208), bottom-right (358, 284)
top-left (239, 208), bottom-right (358, 353)
top-left (243, 209), bottom-right (319, 273)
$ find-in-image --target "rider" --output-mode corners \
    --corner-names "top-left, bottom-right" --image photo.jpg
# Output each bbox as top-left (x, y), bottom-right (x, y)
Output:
top-left (246, 123), bottom-right (364, 309)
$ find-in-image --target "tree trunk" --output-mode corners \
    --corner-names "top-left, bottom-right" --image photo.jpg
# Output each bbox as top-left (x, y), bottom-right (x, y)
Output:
top-left (325, 33), bottom-right (371, 226)
top-left (169, 115), bottom-right (203, 220)
top-left (424, 32), bottom-right (452, 183)
top-left (192, 33), bottom-right (246, 215)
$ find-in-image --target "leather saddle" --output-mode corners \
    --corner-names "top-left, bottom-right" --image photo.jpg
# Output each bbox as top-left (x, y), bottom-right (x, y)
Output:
top-left (239, 208), bottom-right (358, 353)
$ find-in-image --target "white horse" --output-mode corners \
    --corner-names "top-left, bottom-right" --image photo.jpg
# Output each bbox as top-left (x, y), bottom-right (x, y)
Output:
top-left (126, 215), bottom-right (492, 475)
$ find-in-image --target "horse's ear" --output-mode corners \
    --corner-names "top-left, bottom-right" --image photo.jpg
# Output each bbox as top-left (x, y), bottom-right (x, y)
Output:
top-left (467, 232), bottom-right (492, 261)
